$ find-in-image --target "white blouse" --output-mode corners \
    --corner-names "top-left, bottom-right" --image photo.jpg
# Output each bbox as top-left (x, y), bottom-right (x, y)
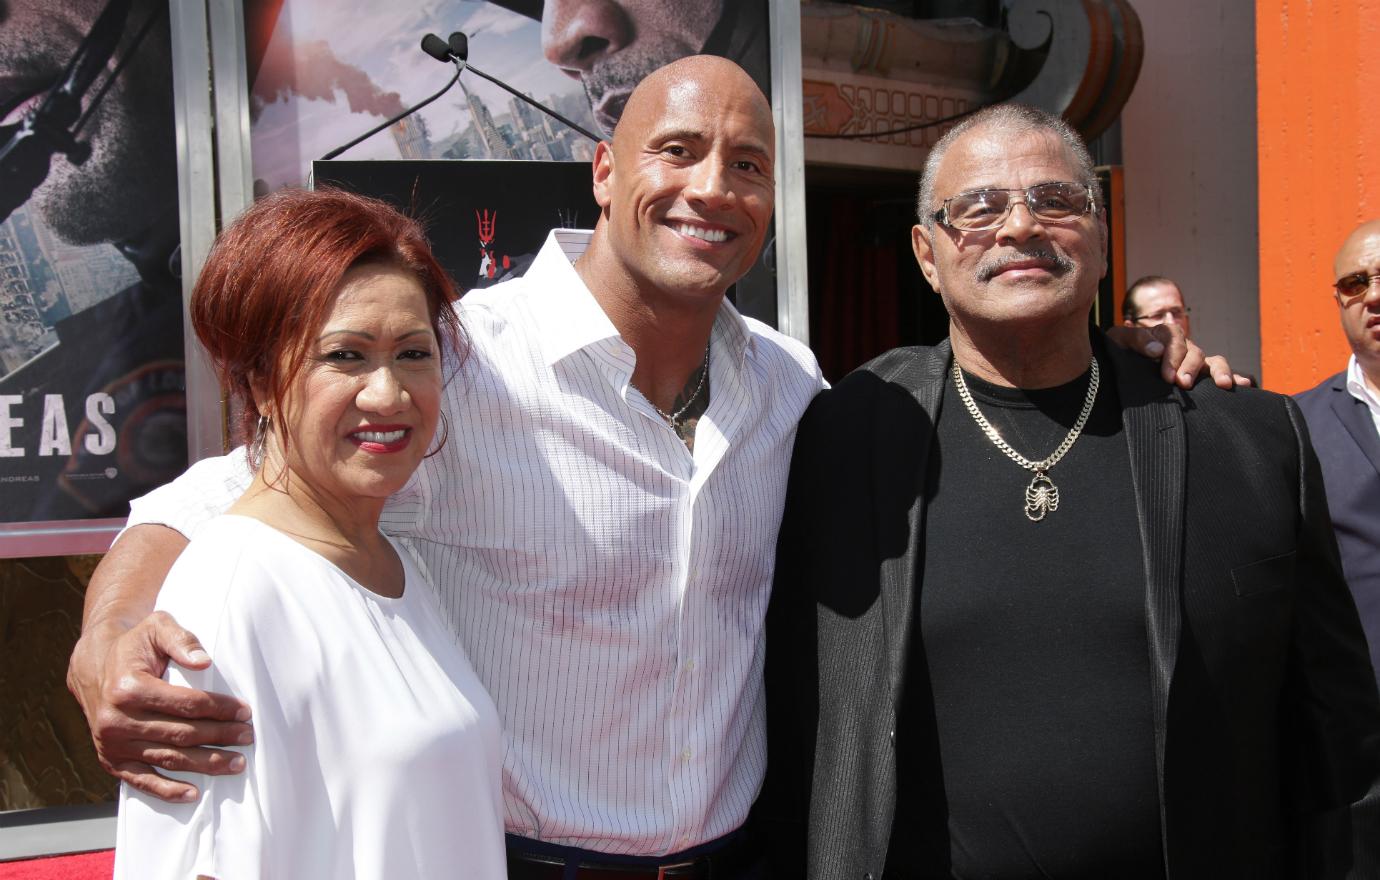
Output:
top-left (114, 515), bottom-right (506, 879)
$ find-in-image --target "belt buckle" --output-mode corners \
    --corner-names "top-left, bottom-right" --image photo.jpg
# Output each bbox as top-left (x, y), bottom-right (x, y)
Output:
top-left (656, 858), bottom-right (698, 879)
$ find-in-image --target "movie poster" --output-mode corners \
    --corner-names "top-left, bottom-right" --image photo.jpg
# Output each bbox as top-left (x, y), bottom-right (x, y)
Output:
top-left (246, 0), bottom-right (775, 303)
top-left (0, 0), bottom-right (186, 526)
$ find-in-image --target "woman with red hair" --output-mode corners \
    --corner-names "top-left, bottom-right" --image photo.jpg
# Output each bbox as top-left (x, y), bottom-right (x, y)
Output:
top-left (113, 189), bottom-right (506, 878)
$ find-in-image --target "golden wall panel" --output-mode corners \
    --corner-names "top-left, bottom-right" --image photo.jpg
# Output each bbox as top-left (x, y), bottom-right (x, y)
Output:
top-left (0, 555), bottom-right (116, 810)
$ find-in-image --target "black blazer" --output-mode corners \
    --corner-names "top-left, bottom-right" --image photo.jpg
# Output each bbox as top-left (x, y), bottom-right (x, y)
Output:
top-left (1295, 371), bottom-right (1380, 685)
top-left (763, 338), bottom-right (1380, 879)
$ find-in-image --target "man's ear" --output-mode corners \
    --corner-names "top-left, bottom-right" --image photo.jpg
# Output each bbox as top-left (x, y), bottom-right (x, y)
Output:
top-left (912, 223), bottom-right (941, 292)
top-left (591, 141), bottom-right (615, 210)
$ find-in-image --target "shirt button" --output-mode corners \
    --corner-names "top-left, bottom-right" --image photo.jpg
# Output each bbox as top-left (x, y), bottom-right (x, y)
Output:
top-left (685, 659), bottom-right (696, 672)
top-left (681, 747), bottom-right (693, 761)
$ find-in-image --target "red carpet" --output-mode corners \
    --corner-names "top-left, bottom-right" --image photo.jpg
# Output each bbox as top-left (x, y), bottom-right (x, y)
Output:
top-left (0, 850), bottom-right (113, 880)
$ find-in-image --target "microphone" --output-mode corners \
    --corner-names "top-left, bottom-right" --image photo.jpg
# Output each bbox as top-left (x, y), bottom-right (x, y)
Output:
top-left (435, 31), bottom-right (600, 145)
top-left (420, 33), bottom-right (453, 64)
top-left (447, 32), bottom-right (469, 63)
top-left (320, 33), bottom-right (467, 161)
top-left (420, 32), bottom-right (468, 65)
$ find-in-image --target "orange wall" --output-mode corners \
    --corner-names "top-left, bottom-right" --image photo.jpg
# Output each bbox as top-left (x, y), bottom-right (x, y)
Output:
top-left (1257, 0), bottom-right (1380, 393)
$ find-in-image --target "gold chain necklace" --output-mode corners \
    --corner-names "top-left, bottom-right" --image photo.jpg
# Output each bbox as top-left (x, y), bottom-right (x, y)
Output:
top-left (952, 357), bottom-right (1099, 522)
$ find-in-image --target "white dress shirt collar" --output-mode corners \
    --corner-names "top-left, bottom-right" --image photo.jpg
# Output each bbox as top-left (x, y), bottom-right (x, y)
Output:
top-left (525, 229), bottom-right (756, 371)
top-left (1345, 355), bottom-right (1380, 435)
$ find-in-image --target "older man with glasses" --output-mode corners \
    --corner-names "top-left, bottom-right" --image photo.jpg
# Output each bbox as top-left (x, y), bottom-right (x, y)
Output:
top-left (763, 104), bottom-right (1380, 878)
top-left (1295, 218), bottom-right (1380, 685)
top-left (1123, 275), bottom-right (1192, 337)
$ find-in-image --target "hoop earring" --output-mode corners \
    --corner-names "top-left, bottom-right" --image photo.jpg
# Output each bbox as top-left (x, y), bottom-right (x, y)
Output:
top-left (425, 407), bottom-right (450, 459)
top-left (250, 414), bottom-right (269, 467)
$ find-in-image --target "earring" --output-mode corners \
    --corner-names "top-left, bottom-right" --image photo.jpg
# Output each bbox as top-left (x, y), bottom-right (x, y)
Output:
top-left (250, 414), bottom-right (269, 466)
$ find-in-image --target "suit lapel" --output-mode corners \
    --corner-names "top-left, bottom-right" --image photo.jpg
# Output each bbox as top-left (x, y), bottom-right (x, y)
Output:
top-left (1108, 341), bottom-right (1186, 872)
top-left (1327, 378), bottom-right (1380, 479)
top-left (876, 340), bottom-right (951, 700)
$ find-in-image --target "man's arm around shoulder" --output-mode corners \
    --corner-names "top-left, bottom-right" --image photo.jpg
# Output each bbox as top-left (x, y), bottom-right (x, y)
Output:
top-left (67, 451), bottom-right (255, 802)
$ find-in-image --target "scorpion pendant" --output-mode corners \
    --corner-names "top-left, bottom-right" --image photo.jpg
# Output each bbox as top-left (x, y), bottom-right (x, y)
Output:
top-left (1024, 471), bottom-right (1059, 522)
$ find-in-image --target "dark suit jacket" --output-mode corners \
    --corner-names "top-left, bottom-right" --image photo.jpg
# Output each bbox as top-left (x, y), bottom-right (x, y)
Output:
top-left (763, 338), bottom-right (1380, 879)
top-left (1295, 371), bottom-right (1380, 685)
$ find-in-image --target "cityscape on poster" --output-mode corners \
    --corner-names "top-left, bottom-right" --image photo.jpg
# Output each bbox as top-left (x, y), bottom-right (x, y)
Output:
top-left (0, 0), bottom-right (187, 524)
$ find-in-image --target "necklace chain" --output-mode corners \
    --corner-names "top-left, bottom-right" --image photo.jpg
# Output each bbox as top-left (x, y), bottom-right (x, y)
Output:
top-left (952, 357), bottom-right (1100, 521)
top-left (653, 342), bottom-right (711, 428)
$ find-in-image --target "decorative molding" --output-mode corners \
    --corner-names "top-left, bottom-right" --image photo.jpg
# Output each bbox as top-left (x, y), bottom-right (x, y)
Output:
top-left (799, 0), bottom-right (1145, 171)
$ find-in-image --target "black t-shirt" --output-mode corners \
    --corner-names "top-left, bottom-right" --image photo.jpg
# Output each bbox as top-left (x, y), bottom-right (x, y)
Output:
top-left (886, 358), bottom-right (1164, 879)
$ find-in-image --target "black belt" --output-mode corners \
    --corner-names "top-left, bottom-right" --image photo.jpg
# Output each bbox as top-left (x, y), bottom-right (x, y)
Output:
top-left (505, 833), bottom-right (760, 880)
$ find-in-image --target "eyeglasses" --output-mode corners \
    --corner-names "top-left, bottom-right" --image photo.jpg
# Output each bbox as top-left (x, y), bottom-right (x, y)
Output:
top-left (1130, 307), bottom-right (1190, 325)
top-left (932, 182), bottom-right (1098, 232)
top-left (1334, 272), bottom-right (1380, 299)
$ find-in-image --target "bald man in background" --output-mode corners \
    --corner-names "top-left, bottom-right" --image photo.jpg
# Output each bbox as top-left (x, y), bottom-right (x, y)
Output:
top-left (1296, 219), bottom-right (1380, 685)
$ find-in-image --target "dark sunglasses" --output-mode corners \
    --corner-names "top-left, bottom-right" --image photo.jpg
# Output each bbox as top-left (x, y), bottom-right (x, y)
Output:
top-left (1334, 272), bottom-right (1380, 299)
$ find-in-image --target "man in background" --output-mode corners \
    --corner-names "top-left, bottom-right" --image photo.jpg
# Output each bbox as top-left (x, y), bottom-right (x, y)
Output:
top-left (1124, 274), bottom-right (1192, 337)
top-left (1296, 218), bottom-right (1380, 685)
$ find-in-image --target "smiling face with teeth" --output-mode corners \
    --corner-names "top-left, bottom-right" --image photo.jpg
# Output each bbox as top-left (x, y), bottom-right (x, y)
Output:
top-left (257, 263), bottom-right (443, 508)
top-left (590, 55), bottom-right (775, 313)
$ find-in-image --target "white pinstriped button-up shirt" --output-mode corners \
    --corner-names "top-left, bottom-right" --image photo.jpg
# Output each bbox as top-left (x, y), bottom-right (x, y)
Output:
top-left (127, 230), bottom-right (825, 856)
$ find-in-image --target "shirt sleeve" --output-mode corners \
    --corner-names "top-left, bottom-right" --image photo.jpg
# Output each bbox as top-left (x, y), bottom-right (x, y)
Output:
top-left (121, 447), bottom-right (254, 540)
top-left (114, 535), bottom-right (263, 879)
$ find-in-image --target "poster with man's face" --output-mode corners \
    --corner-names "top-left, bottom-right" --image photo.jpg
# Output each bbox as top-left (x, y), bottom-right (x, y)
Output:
top-left (248, 0), bottom-right (775, 309)
top-left (0, 0), bottom-right (186, 527)
top-left (248, 0), bottom-right (769, 182)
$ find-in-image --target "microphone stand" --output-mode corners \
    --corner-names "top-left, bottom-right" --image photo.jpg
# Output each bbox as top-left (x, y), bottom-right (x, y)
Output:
top-left (319, 31), bottom-right (603, 163)
top-left (320, 59), bottom-right (464, 161)
top-left (462, 63), bottom-right (600, 145)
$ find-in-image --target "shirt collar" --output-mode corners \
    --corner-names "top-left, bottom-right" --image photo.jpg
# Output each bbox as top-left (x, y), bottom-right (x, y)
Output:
top-left (1345, 355), bottom-right (1380, 413)
top-left (710, 293), bottom-right (755, 369)
top-left (524, 229), bottom-right (758, 369)
top-left (524, 230), bottom-right (622, 367)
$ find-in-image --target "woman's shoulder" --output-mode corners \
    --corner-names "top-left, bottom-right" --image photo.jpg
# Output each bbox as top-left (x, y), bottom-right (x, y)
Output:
top-left (167, 515), bottom-right (284, 586)
top-left (157, 516), bottom-right (313, 642)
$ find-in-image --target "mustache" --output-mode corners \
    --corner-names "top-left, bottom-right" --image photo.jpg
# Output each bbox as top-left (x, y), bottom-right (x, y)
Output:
top-left (582, 50), bottom-right (665, 130)
top-left (976, 248), bottom-right (1075, 282)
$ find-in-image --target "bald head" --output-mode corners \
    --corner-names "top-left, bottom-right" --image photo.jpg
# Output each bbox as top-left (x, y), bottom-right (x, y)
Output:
top-left (613, 55), bottom-right (774, 154)
top-left (1335, 219), bottom-right (1380, 277)
top-left (1331, 218), bottom-right (1380, 379)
